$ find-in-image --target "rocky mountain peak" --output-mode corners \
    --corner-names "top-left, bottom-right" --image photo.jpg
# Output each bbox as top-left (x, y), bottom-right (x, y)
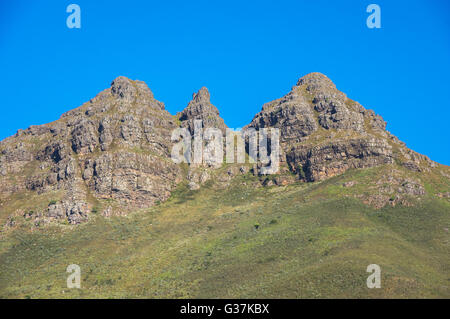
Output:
top-left (179, 87), bottom-right (227, 134)
top-left (111, 76), bottom-right (134, 96)
top-left (191, 86), bottom-right (211, 104)
top-left (296, 72), bottom-right (336, 90)
top-left (110, 76), bottom-right (159, 108)
top-left (0, 76), bottom-right (181, 224)
top-left (246, 73), bottom-right (437, 182)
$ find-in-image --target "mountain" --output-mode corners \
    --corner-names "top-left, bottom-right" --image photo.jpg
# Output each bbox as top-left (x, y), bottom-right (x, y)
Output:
top-left (0, 73), bottom-right (449, 298)
top-left (0, 76), bottom-right (182, 224)
top-left (245, 73), bottom-right (440, 207)
top-left (178, 86), bottom-right (228, 135)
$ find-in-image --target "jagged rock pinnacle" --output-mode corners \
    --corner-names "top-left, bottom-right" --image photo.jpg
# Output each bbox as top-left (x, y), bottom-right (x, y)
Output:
top-left (191, 87), bottom-right (210, 104)
top-left (179, 87), bottom-right (227, 134)
top-left (110, 76), bottom-right (154, 101)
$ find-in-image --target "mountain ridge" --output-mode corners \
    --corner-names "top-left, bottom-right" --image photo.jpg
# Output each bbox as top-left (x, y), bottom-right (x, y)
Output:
top-left (0, 72), bottom-right (447, 228)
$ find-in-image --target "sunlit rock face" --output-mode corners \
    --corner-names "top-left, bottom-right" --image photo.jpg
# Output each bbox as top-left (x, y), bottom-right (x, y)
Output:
top-left (0, 76), bottom-right (181, 224)
top-left (246, 72), bottom-right (433, 181)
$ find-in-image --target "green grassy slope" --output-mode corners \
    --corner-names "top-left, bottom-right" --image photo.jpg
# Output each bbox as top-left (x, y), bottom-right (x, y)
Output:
top-left (0, 169), bottom-right (449, 298)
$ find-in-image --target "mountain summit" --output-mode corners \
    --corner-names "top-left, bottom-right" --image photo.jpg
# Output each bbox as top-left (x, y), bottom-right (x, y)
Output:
top-left (247, 72), bottom-right (435, 183)
top-left (178, 86), bottom-right (227, 135)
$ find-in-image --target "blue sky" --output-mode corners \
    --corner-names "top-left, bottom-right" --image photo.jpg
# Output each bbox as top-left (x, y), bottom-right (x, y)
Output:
top-left (1, 0), bottom-right (449, 164)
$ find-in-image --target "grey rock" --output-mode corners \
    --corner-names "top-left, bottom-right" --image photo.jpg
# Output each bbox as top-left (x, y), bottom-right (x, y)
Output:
top-left (178, 87), bottom-right (227, 135)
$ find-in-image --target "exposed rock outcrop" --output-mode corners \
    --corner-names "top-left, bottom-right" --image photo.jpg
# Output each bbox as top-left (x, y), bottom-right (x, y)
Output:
top-left (0, 76), bottom-right (181, 224)
top-left (178, 87), bottom-right (227, 135)
top-left (246, 72), bottom-right (434, 181)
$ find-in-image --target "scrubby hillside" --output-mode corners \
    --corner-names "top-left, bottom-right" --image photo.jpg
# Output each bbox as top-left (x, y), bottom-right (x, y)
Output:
top-left (0, 165), bottom-right (449, 298)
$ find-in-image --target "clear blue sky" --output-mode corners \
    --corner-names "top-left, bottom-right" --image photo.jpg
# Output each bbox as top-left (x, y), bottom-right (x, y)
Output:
top-left (1, 0), bottom-right (449, 165)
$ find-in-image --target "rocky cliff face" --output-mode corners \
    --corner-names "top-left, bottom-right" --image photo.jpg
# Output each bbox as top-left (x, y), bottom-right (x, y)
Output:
top-left (246, 73), bottom-right (436, 182)
top-left (0, 73), bottom-right (445, 227)
top-left (178, 87), bottom-right (227, 135)
top-left (0, 76), bottom-right (181, 224)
